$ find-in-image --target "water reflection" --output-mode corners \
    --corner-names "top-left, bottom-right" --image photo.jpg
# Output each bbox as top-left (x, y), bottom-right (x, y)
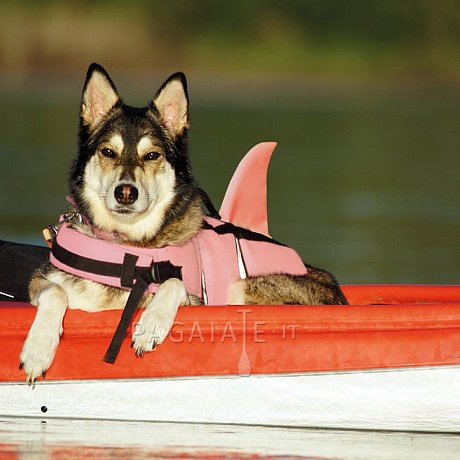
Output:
top-left (1, 417), bottom-right (460, 459)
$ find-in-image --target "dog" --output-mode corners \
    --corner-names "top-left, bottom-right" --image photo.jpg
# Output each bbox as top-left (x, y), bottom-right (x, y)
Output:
top-left (19, 63), bottom-right (348, 384)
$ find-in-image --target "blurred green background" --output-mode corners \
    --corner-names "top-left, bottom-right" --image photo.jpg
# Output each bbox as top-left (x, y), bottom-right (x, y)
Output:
top-left (1, 0), bottom-right (459, 284)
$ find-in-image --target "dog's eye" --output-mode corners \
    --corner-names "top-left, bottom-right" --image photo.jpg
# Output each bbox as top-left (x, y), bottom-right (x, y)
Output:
top-left (144, 151), bottom-right (161, 161)
top-left (100, 148), bottom-right (116, 159)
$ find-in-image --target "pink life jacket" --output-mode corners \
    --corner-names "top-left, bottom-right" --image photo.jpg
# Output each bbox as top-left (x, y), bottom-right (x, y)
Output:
top-left (50, 215), bottom-right (307, 306)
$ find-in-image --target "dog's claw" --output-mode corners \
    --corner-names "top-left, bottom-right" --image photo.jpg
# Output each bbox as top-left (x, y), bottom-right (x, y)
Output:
top-left (135, 348), bottom-right (144, 358)
top-left (27, 376), bottom-right (36, 389)
top-left (132, 338), bottom-right (158, 357)
top-left (19, 361), bottom-right (24, 370)
top-left (24, 368), bottom-right (47, 388)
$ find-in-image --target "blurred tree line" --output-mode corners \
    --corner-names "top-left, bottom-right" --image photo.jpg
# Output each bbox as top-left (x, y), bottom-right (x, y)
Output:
top-left (148, 0), bottom-right (456, 47)
top-left (1, 0), bottom-right (460, 79)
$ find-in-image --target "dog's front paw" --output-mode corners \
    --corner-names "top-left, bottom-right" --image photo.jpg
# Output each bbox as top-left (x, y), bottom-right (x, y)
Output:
top-left (19, 328), bottom-right (61, 386)
top-left (131, 309), bottom-right (172, 357)
top-left (131, 278), bottom-right (185, 357)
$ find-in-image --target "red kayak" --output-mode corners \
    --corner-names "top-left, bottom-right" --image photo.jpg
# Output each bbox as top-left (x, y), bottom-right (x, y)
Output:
top-left (1, 284), bottom-right (459, 432)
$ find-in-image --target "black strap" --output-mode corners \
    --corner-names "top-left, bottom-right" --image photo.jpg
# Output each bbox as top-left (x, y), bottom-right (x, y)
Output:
top-left (52, 239), bottom-right (130, 278)
top-left (51, 240), bottom-right (184, 364)
top-left (202, 220), bottom-right (285, 246)
top-left (103, 260), bottom-right (183, 364)
top-left (120, 253), bottom-right (139, 288)
top-left (103, 272), bottom-right (151, 364)
top-left (51, 240), bottom-right (182, 285)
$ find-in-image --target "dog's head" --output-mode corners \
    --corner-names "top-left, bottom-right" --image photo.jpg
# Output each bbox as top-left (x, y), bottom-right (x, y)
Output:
top-left (70, 63), bottom-right (198, 242)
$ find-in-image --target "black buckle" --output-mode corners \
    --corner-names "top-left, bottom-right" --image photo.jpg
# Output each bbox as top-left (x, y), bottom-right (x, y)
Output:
top-left (150, 260), bottom-right (183, 284)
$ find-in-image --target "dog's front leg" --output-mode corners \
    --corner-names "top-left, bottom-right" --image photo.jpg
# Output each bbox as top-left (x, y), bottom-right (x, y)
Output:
top-left (19, 282), bottom-right (67, 385)
top-left (131, 278), bottom-right (188, 356)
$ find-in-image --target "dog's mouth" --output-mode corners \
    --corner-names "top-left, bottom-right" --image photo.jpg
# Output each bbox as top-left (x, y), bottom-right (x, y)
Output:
top-left (110, 201), bottom-right (151, 218)
top-left (113, 207), bottom-right (136, 215)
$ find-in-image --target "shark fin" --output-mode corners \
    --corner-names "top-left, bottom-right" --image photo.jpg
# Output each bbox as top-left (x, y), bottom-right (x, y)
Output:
top-left (219, 142), bottom-right (276, 237)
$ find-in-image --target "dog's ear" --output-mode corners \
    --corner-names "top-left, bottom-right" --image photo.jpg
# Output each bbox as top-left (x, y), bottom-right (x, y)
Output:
top-left (151, 73), bottom-right (189, 137)
top-left (81, 63), bottom-right (120, 129)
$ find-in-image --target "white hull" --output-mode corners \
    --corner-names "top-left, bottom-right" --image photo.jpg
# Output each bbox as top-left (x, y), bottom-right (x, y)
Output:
top-left (2, 365), bottom-right (459, 433)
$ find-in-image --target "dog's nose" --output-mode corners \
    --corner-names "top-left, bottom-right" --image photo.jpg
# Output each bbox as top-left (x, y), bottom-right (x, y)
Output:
top-left (114, 184), bottom-right (139, 205)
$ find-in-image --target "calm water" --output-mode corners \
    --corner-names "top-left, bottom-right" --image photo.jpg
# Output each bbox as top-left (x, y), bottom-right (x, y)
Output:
top-left (1, 81), bottom-right (459, 284)
top-left (1, 416), bottom-right (460, 459)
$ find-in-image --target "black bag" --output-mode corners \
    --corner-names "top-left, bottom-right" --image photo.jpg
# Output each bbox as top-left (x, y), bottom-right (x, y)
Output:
top-left (0, 241), bottom-right (50, 302)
